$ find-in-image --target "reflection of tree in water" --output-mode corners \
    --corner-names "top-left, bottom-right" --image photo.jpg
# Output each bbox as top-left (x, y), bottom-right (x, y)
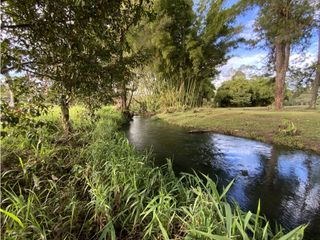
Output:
top-left (297, 156), bottom-right (320, 239)
top-left (244, 146), bottom-right (300, 230)
top-left (243, 147), bottom-right (320, 237)
top-left (184, 139), bottom-right (224, 180)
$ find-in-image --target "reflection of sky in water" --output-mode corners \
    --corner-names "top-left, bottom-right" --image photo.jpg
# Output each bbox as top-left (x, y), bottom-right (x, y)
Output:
top-left (208, 134), bottom-right (272, 208)
top-left (278, 153), bottom-right (308, 183)
top-left (209, 134), bottom-right (269, 180)
top-left (125, 117), bottom-right (320, 239)
top-left (277, 153), bottom-right (320, 229)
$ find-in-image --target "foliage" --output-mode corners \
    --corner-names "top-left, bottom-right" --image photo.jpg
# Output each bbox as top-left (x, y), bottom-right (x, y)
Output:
top-left (132, 72), bottom-right (201, 113)
top-left (215, 74), bottom-right (275, 107)
top-left (138, 0), bottom-right (245, 107)
top-left (278, 120), bottom-right (298, 136)
top-left (253, 0), bottom-right (314, 110)
top-left (254, 0), bottom-right (314, 48)
top-left (0, 76), bottom-right (48, 137)
top-left (1, 0), bottom-right (149, 119)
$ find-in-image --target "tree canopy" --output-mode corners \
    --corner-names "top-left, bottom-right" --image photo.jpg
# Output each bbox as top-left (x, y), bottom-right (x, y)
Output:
top-left (215, 73), bottom-right (275, 107)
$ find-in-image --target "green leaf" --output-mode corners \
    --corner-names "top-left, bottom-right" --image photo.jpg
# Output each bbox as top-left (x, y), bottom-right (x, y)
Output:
top-left (0, 208), bottom-right (24, 228)
top-left (244, 211), bottom-right (252, 230)
top-left (224, 203), bottom-right (232, 237)
top-left (278, 225), bottom-right (307, 240)
top-left (190, 229), bottom-right (230, 240)
top-left (155, 214), bottom-right (169, 240)
top-left (219, 179), bottom-right (234, 201)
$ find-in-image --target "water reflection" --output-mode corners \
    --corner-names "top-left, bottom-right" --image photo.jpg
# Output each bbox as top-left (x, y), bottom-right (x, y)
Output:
top-left (124, 117), bottom-right (320, 239)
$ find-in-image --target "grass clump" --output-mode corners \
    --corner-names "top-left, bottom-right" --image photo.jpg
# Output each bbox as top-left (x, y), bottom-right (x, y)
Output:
top-left (1, 105), bottom-right (95, 239)
top-left (278, 120), bottom-right (298, 136)
top-left (1, 106), bottom-right (307, 239)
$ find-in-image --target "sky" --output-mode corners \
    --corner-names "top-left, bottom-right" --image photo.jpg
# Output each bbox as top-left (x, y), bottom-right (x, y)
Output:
top-left (214, 0), bottom-right (318, 86)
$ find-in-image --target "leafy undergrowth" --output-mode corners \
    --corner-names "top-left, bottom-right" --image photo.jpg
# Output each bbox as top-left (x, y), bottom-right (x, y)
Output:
top-left (1, 106), bottom-right (306, 239)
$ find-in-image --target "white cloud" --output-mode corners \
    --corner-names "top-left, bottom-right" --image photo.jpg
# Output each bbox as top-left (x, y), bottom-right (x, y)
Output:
top-left (215, 52), bottom-right (267, 86)
top-left (290, 52), bottom-right (317, 67)
top-left (215, 45), bottom-right (318, 87)
top-left (239, 20), bottom-right (257, 40)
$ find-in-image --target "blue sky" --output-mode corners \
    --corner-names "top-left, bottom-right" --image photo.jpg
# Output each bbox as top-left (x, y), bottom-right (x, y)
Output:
top-left (213, 0), bottom-right (318, 85)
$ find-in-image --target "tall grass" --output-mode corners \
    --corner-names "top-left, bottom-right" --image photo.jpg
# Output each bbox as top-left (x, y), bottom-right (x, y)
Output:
top-left (1, 105), bottom-right (306, 239)
top-left (1, 105), bottom-right (95, 239)
top-left (133, 79), bottom-right (200, 114)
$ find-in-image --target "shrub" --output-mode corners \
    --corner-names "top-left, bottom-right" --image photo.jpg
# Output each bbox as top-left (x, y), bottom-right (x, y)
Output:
top-left (215, 77), bottom-right (275, 107)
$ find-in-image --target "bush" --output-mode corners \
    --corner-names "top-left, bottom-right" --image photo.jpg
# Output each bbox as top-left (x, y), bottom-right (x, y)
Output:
top-left (215, 77), bottom-right (275, 107)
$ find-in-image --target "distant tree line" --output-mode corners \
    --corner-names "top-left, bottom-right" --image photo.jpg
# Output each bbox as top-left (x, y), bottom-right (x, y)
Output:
top-left (215, 71), bottom-right (275, 107)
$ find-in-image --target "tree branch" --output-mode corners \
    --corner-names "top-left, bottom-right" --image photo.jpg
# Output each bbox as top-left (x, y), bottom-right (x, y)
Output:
top-left (1, 24), bottom-right (32, 29)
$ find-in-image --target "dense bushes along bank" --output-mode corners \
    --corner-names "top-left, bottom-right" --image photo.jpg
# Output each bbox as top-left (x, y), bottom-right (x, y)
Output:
top-left (1, 106), bottom-right (306, 239)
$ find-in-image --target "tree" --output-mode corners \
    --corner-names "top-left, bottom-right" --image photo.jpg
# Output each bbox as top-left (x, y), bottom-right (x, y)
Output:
top-left (149, 0), bottom-right (195, 85)
top-left (250, 77), bottom-right (275, 106)
top-left (215, 78), bottom-right (252, 107)
top-left (309, 1), bottom-right (320, 108)
top-left (0, 75), bottom-right (48, 137)
top-left (214, 74), bottom-right (275, 107)
top-left (146, 0), bottom-right (245, 106)
top-left (1, 0), bottom-right (147, 132)
top-left (109, 0), bottom-right (150, 118)
top-left (232, 70), bottom-right (247, 80)
top-left (255, 0), bottom-right (314, 110)
top-left (309, 29), bottom-right (320, 108)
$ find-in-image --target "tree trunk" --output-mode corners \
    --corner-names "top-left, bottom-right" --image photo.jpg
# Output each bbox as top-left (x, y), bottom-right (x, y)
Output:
top-left (60, 94), bottom-right (72, 134)
top-left (4, 74), bottom-right (15, 108)
top-left (8, 85), bottom-right (15, 108)
top-left (309, 28), bottom-right (320, 109)
top-left (120, 81), bottom-right (133, 121)
top-left (274, 41), bottom-right (290, 110)
top-left (120, 81), bottom-right (128, 111)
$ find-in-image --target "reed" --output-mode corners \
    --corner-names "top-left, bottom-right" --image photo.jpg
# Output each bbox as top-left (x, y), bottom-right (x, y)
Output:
top-left (133, 78), bottom-right (201, 114)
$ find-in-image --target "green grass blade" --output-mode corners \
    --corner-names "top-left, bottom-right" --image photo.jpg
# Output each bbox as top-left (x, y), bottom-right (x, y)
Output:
top-left (190, 229), bottom-right (230, 240)
top-left (155, 214), bottom-right (169, 240)
top-left (224, 203), bottom-right (232, 237)
top-left (278, 225), bottom-right (307, 240)
top-left (0, 208), bottom-right (24, 228)
top-left (219, 179), bottom-right (234, 201)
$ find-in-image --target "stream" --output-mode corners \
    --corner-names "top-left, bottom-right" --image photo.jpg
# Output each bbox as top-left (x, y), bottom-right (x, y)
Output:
top-left (124, 116), bottom-right (320, 239)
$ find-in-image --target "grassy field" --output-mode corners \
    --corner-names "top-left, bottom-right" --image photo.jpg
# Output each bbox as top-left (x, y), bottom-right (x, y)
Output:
top-left (157, 106), bottom-right (320, 154)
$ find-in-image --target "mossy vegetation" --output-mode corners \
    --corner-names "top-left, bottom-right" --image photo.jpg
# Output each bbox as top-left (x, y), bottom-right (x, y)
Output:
top-left (157, 107), bottom-right (320, 154)
top-left (1, 106), bottom-right (307, 239)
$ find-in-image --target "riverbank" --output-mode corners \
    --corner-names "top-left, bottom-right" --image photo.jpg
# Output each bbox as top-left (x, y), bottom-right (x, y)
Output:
top-left (0, 106), bottom-right (306, 239)
top-left (157, 107), bottom-right (320, 154)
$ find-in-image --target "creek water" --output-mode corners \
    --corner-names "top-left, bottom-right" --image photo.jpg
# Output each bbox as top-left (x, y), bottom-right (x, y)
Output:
top-left (124, 116), bottom-right (320, 239)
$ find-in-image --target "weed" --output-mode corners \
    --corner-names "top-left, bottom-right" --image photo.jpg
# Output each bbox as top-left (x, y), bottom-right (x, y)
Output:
top-left (278, 119), bottom-right (298, 136)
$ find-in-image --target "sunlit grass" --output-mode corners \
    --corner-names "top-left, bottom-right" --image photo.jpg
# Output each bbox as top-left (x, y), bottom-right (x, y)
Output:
top-left (157, 107), bottom-right (320, 153)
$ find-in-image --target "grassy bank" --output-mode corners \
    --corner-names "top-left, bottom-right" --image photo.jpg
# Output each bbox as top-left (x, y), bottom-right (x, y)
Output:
top-left (157, 107), bottom-right (320, 154)
top-left (1, 106), bottom-right (306, 239)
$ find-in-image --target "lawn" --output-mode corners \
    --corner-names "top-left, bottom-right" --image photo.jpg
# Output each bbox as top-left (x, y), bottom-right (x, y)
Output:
top-left (157, 106), bottom-right (320, 154)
